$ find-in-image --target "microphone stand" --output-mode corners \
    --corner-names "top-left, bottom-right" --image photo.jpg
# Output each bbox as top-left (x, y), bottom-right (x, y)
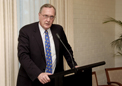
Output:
top-left (56, 33), bottom-right (78, 73)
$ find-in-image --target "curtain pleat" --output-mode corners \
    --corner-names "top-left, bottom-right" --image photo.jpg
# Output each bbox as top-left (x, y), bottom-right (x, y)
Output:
top-left (0, 0), bottom-right (19, 86)
top-left (0, 0), bottom-right (5, 85)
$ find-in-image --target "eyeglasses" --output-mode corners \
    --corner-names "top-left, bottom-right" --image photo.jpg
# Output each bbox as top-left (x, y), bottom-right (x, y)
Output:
top-left (42, 14), bottom-right (55, 20)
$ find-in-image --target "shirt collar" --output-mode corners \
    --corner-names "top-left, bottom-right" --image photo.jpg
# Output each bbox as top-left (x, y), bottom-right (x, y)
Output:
top-left (38, 23), bottom-right (51, 35)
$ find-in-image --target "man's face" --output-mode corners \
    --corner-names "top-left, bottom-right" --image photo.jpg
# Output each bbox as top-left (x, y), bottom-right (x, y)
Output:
top-left (39, 7), bottom-right (55, 30)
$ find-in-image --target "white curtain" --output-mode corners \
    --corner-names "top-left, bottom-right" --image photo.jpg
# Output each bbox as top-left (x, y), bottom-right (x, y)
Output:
top-left (17, 0), bottom-right (49, 30)
top-left (49, 0), bottom-right (74, 70)
top-left (0, 0), bottom-right (18, 86)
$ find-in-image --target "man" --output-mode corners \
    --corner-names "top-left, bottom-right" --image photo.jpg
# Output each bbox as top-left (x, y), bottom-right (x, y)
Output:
top-left (17, 4), bottom-right (77, 86)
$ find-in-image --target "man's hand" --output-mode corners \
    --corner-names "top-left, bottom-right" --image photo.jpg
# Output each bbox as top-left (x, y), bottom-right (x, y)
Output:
top-left (38, 73), bottom-right (52, 84)
top-left (75, 66), bottom-right (79, 68)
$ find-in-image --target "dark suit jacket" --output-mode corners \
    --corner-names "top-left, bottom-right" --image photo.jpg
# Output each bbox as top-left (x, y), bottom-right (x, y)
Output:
top-left (17, 22), bottom-right (77, 86)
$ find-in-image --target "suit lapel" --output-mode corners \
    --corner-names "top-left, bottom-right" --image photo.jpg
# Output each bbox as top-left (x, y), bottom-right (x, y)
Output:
top-left (32, 22), bottom-right (46, 62)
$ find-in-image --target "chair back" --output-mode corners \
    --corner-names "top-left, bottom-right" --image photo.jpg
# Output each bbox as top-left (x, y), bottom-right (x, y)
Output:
top-left (92, 72), bottom-right (98, 86)
top-left (105, 67), bottom-right (122, 85)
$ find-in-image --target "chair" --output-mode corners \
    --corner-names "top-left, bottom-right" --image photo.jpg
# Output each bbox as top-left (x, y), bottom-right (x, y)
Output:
top-left (105, 67), bottom-right (122, 86)
top-left (92, 71), bottom-right (114, 86)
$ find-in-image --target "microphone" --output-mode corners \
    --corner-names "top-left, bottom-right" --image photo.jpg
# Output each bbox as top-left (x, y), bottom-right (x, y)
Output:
top-left (56, 33), bottom-right (75, 69)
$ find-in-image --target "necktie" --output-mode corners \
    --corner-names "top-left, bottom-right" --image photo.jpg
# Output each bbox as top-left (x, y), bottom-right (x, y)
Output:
top-left (45, 30), bottom-right (52, 73)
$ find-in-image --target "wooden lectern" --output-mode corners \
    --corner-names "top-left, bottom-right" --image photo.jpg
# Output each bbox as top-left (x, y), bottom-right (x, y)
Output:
top-left (44, 61), bottom-right (105, 86)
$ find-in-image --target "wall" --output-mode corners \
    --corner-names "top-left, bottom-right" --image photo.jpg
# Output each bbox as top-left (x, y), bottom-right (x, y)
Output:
top-left (115, 0), bottom-right (122, 67)
top-left (73, 0), bottom-right (115, 84)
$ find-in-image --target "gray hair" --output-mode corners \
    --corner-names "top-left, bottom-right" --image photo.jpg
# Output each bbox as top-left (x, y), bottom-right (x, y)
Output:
top-left (39, 4), bottom-right (56, 15)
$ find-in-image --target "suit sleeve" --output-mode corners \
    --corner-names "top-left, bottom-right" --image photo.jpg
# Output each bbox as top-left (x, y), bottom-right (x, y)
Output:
top-left (59, 26), bottom-right (77, 68)
top-left (18, 27), bottom-right (42, 81)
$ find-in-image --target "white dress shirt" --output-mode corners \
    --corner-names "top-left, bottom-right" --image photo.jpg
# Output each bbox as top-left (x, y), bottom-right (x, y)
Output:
top-left (38, 23), bottom-right (56, 74)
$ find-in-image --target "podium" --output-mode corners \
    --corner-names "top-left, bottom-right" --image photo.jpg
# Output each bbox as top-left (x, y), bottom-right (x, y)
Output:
top-left (45, 61), bottom-right (105, 86)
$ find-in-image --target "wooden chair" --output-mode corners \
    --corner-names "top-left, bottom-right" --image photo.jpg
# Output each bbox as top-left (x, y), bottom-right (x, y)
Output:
top-left (92, 71), bottom-right (114, 86)
top-left (105, 67), bottom-right (122, 86)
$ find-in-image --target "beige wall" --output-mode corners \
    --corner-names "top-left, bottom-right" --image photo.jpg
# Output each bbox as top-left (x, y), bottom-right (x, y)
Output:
top-left (115, 0), bottom-right (122, 67)
top-left (73, 0), bottom-right (115, 84)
